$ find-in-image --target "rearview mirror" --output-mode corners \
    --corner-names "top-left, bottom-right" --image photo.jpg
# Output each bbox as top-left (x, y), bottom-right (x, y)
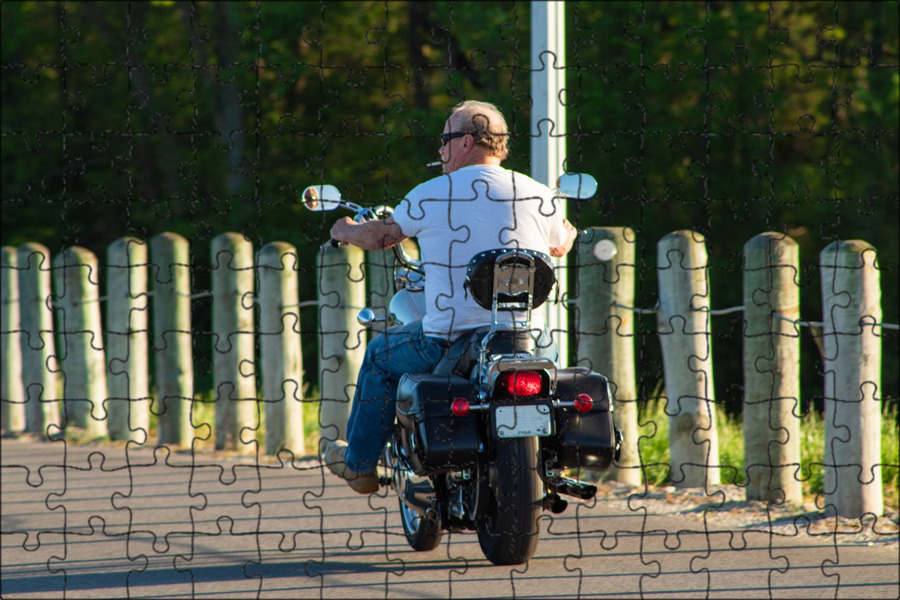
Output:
top-left (556, 173), bottom-right (597, 199)
top-left (301, 185), bottom-right (342, 211)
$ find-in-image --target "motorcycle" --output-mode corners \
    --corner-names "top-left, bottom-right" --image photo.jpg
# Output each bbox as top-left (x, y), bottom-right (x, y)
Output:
top-left (302, 174), bottom-right (621, 565)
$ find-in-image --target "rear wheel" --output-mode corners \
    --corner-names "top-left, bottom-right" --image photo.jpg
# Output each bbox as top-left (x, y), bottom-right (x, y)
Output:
top-left (476, 436), bottom-right (542, 565)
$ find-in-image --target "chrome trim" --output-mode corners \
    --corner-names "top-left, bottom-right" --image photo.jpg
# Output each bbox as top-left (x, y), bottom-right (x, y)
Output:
top-left (479, 356), bottom-right (557, 396)
top-left (395, 267), bottom-right (425, 292)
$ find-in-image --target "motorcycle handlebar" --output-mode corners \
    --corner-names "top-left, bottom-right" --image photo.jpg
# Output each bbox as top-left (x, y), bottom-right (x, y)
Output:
top-left (322, 211), bottom-right (371, 250)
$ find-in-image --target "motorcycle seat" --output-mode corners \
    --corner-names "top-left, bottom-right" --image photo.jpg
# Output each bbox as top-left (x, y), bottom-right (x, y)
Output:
top-left (431, 327), bottom-right (544, 378)
top-left (430, 329), bottom-right (485, 378)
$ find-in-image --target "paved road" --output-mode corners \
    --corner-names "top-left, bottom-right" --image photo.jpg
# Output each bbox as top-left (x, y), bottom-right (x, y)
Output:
top-left (2, 438), bottom-right (897, 599)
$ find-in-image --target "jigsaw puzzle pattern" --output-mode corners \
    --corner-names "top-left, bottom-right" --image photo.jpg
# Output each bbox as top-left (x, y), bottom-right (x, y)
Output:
top-left (2, 2), bottom-right (898, 598)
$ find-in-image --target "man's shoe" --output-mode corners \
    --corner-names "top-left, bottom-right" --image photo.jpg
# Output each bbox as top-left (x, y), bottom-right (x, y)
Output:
top-left (322, 440), bottom-right (379, 494)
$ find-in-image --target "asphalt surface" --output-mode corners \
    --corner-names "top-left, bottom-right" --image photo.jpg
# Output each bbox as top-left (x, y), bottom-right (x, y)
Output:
top-left (2, 438), bottom-right (898, 599)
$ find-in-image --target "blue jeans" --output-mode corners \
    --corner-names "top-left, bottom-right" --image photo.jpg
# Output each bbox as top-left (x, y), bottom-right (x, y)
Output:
top-left (345, 320), bottom-right (445, 473)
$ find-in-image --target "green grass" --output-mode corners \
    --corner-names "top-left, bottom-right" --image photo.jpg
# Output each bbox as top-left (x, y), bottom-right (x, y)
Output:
top-left (796, 403), bottom-right (898, 509)
top-left (136, 382), bottom-right (323, 457)
top-left (636, 389), bottom-right (899, 511)
top-left (798, 408), bottom-right (825, 501)
top-left (636, 395), bottom-right (671, 487)
top-left (635, 395), bottom-right (745, 488)
top-left (716, 407), bottom-right (745, 487)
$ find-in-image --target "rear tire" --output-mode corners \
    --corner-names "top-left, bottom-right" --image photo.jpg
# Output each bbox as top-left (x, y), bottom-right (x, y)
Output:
top-left (476, 436), bottom-right (542, 565)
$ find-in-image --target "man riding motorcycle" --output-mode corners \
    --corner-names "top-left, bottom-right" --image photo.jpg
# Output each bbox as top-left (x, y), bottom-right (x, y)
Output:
top-left (322, 100), bottom-right (577, 493)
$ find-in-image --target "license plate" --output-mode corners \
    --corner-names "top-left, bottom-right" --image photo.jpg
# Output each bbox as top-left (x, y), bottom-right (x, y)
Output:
top-left (494, 404), bottom-right (553, 438)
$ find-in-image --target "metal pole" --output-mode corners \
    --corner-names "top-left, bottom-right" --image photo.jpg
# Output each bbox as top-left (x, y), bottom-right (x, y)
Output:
top-left (531, 1), bottom-right (568, 361)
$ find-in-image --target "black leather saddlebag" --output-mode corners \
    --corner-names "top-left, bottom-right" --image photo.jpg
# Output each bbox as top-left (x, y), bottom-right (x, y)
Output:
top-left (396, 373), bottom-right (480, 475)
top-left (543, 367), bottom-right (617, 470)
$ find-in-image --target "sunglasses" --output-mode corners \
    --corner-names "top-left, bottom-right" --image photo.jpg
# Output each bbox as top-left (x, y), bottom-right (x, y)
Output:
top-left (440, 131), bottom-right (471, 144)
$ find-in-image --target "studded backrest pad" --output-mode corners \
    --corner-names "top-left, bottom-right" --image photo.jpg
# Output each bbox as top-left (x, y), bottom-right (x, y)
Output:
top-left (464, 248), bottom-right (556, 311)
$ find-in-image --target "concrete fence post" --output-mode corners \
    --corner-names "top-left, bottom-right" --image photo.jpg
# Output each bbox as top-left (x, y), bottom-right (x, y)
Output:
top-left (742, 233), bottom-right (802, 505)
top-left (820, 240), bottom-right (883, 518)
top-left (258, 242), bottom-right (304, 456)
top-left (52, 247), bottom-right (108, 439)
top-left (212, 233), bottom-right (257, 453)
top-left (365, 240), bottom-right (419, 334)
top-left (1, 247), bottom-right (26, 434)
top-left (106, 237), bottom-right (150, 443)
top-left (575, 227), bottom-right (641, 485)
top-left (151, 233), bottom-right (194, 448)
top-left (16, 244), bottom-right (61, 436)
top-left (657, 231), bottom-right (720, 488)
top-left (319, 245), bottom-right (366, 452)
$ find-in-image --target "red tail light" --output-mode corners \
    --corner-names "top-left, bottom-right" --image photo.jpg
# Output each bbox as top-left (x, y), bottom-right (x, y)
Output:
top-left (574, 393), bottom-right (593, 413)
top-left (451, 397), bottom-right (470, 417)
top-left (500, 371), bottom-right (543, 397)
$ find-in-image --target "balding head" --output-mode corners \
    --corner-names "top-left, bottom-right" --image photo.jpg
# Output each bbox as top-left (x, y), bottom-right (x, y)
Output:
top-left (449, 101), bottom-right (510, 161)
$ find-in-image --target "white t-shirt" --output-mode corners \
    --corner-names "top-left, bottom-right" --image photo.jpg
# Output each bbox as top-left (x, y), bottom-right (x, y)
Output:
top-left (391, 164), bottom-right (567, 339)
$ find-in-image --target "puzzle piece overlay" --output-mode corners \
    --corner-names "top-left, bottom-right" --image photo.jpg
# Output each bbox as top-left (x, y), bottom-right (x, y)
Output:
top-left (2, 2), bottom-right (897, 598)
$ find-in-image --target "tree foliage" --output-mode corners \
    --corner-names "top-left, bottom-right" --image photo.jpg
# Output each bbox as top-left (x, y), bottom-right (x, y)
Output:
top-left (2, 1), bottom-right (897, 406)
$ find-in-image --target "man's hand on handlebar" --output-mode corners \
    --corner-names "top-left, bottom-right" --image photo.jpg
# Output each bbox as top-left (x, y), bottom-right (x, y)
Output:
top-left (330, 216), bottom-right (409, 252)
top-left (549, 219), bottom-right (578, 258)
top-left (329, 216), bottom-right (357, 244)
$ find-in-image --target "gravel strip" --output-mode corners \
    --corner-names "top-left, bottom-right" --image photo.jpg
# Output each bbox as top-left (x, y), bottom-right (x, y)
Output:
top-left (595, 480), bottom-right (899, 548)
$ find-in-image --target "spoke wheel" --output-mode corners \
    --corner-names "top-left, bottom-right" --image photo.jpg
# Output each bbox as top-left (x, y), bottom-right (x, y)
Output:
top-left (398, 496), bottom-right (442, 551)
top-left (386, 440), bottom-right (443, 552)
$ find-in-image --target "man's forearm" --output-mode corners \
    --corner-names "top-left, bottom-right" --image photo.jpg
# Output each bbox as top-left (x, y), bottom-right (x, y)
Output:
top-left (331, 218), bottom-right (407, 251)
top-left (549, 220), bottom-right (577, 257)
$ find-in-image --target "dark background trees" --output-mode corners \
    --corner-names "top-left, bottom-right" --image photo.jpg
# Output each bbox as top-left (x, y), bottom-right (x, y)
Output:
top-left (2, 1), bottom-right (897, 412)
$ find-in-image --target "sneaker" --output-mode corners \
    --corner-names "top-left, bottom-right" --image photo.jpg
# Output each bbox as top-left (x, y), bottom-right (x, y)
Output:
top-left (322, 440), bottom-right (379, 494)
